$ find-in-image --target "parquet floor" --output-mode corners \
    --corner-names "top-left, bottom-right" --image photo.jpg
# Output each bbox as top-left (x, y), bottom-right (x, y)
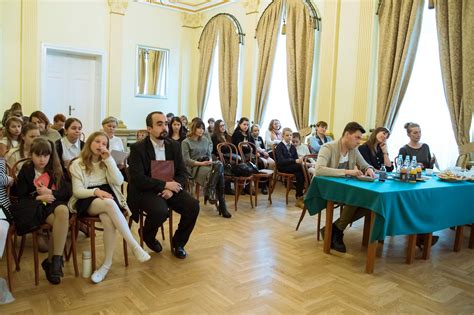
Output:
top-left (1, 185), bottom-right (473, 314)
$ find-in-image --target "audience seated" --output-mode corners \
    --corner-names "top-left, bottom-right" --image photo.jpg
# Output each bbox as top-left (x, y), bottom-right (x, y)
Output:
top-left (168, 117), bottom-right (187, 143)
top-left (29, 111), bottom-right (61, 142)
top-left (231, 117), bottom-right (252, 158)
top-left (6, 123), bottom-right (41, 172)
top-left (307, 120), bottom-right (333, 154)
top-left (182, 119), bottom-right (230, 218)
top-left (249, 124), bottom-right (275, 170)
top-left (51, 114), bottom-right (66, 137)
top-left (207, 117), bottom-right (215, 135)
top-left (127, 111), bottom-right (199, 258)
top-left (265, 119), bottom-right (282, 151)
top-left (1, 102), bottom-right (22, 127)
top-left (0, 117), bottom-right (22, 157)
top-left (69, 131), bottom-right (150, 283)
top-left (55, 118), bottom-right (85, 179)
top-left (274, 127), bottom-right (305, 204)
top-left (315, 122), bottom-right (375, 253)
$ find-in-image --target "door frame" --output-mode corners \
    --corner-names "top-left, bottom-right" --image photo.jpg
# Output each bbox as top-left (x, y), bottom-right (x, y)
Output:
top-left (40, 43), bottom-right (107, 129)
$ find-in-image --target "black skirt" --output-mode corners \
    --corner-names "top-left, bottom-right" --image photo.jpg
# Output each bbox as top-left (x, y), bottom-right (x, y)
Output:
top-left (75, 184), bottom-right (121, 216)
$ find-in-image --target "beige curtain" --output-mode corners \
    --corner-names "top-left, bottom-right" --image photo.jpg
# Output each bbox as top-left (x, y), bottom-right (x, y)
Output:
top-left (254, 0), bottom-right (283, 126)
top-left (286, 0), bottom-right (315, 130)
top-left (147, 51), bottom-right (161, 95)
top-left (197, 21), bottom-right (219, 117)
top-left (375, 0), bottom-right (424, 130)
top-left (137, 49), bottom-right (146, 94)
top-left (217, 18), bottom-right (240, 132)
top-left (435, 0), bottom-right (473, 166)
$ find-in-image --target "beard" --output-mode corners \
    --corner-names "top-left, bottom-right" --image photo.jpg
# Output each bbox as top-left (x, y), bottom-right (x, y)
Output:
top-left (157, 131), bottom-right (168, 139)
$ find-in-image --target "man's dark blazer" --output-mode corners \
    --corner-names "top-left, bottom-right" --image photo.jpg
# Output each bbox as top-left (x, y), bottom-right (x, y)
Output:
top-left (127, 136), bottom-right (188, 220)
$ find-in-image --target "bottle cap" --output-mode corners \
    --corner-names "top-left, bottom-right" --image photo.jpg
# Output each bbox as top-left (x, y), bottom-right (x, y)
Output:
top-left (82, 250), bottom-right (91, 259)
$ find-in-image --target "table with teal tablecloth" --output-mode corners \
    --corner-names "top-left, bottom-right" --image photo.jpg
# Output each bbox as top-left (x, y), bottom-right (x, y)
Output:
top-left (304, 175), bottom-right (474, 272)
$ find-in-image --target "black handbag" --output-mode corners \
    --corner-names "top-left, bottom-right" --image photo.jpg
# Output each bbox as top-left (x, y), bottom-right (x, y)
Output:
top-left (231, 162), bottom-right (259, 177)
top-left (10, 199), bottom-right (46, 236)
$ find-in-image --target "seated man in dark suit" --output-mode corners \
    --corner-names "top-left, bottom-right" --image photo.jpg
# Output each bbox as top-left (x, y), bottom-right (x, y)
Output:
top-left (274, 127), bottom-right (305, 205)
top-left (127, 111), bottom-right (199, 259)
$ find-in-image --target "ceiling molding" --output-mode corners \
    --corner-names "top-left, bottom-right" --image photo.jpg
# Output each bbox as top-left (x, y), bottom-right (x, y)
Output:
top-left (137, 0), bottom-right (232, 13)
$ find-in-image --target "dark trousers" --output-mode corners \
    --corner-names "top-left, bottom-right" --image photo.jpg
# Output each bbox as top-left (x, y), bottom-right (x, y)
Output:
top-left (132, 190), bottom-right (199, 247)
top-left (277, 164), bottom-right (304, 197)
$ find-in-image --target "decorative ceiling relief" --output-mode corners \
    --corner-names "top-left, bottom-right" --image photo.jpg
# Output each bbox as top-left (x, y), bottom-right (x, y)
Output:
top-left (138, 0), bottom-right (231, 13)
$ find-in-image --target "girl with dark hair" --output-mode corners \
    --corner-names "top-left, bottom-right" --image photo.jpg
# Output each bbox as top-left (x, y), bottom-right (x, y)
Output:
top-left (358, 127), bottom-right (393, 171)
top-left (231, 117), bottom-right (250, 149)
top-left (55, 118), bottom-right (85, 177)
top-left (29, 111), bottom-right (61, 142)
top-left (168, 117), bottom-right (187, 143)
top-left (211, 119), bottom-right (232, 156)
top-left (0, 116), bottom-right (23, 157)
top-left (69, 131), bottom-right (150, 283)
top-left (6, 123), bottom-right (40, 172)
top-left (182, 119), bottom-right (231, 218)
top-left (15, 138), bottom-right (71, 284)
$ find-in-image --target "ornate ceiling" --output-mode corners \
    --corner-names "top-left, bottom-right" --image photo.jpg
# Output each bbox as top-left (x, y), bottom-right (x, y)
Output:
top-left (138, 0), bottom-right (232, 13)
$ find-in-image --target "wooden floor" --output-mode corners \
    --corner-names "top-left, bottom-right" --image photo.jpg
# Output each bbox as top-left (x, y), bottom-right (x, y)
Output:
top-left (1, 185), bottom-right (473, 314)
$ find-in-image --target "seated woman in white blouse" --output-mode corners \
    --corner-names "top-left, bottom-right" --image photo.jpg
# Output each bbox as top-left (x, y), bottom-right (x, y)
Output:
top-left (55, 117), bottom-right (85, 179)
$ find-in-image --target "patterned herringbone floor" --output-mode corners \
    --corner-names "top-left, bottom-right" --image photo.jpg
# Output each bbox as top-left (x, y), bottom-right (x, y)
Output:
top-left (1, 185), bottom-right (473, 314)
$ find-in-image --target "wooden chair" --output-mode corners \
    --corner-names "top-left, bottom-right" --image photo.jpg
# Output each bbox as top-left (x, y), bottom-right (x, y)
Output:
top-left (295, 154), bottom-right (318, 231)
top-left (238, 142), bottom-right (273, 207)
top-left (455, 142), bottom-right (474, 169)
top-left (270, 144), bottom-right (295, 205)
top-left (128, 208), bottom-right (173, 252)
top-left (217, 142), bottom-right (254, 211)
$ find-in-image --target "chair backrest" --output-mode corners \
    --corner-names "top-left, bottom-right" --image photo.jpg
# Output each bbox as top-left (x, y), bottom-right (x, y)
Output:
top-left (238, 142), bottom-right (258, 165)
top-left (11, 157), bottom-right (31, 181)
top-left (217, 142), bottom-right (240, 165)
top-left (301, 154), bottom-right (318, 190)
top-left (67, 157), bottom-right (80, 180)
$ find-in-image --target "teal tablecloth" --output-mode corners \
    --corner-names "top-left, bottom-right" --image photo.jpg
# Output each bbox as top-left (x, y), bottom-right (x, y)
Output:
top-left (304, 176), bottom-right (474, 241)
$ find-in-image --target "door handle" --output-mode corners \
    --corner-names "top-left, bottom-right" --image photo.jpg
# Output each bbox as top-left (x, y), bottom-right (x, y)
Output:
top-left (68, 105), bottom-right (76, 116)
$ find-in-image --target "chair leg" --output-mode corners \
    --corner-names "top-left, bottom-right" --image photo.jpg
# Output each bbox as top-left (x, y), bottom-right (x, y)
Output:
top-left (248, 181), bottom-right (254, 208)
top-left (267, 178), bottom-right (273, 204)
top-left (168, 209), bottom-right (173, 252)
top-left (161, 224), bottom-right (165, 240)
top-left (6, 228), bottom-right (13, 292)
top-left (295, 207), bottom-right (307, 231)
top-left (123, 238), bottom-right (128, 267)
top-left (285, 177), bottom-right (291, 205)
top-left (32, 231), bottom-right (39, 286)
top-left (234, 181), bottom-right (241, 211)
top-left (422, 233), bottom-right (433, 259)
top-left (71, 222), bottom-right (79, 277)
top-left (254, 179), bottom-right (259, 207)
top-left (17, 235), bottom-right (26, 269)
top-left (362, 214), bottom-right (371, 247)
top-left (90, 222), bottom-right (96, 271)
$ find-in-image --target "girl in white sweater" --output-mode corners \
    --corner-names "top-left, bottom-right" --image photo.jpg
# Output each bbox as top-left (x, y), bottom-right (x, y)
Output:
top-left (69, 131), bottom-right (150, 283)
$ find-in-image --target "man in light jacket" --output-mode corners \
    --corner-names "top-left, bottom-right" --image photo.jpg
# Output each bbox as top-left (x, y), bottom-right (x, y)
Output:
top-left (315, 121), bottom-right (375, 253)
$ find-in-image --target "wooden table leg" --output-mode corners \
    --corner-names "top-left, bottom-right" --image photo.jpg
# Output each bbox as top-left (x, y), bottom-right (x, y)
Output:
top-left (323, 201), bottom-right (334, 254)
top-left (362, 214), bottom-right (371, 247)
top-left (406, 235), bottom-right (416, 264)
top-left (454, 226), bottom-right (463, 252)
top-left (365, 212), bottom-right (377, 274)
top-left (469, 224), bottom-right (474, 249)
top-left (422, 233), bottom-right (433, 259)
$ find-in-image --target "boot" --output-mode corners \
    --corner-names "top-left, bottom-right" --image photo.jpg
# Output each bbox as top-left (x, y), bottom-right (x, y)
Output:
top-left (216, 176), bottom-right (231, 218)
top-left (50, 255), bottom-right (64, 280)
top-left (205, 162), bottom-right (222, 204)
top-left (42, 257), bottom-right (61, 285)
top-left (331, 223), bottom-right (346, 253)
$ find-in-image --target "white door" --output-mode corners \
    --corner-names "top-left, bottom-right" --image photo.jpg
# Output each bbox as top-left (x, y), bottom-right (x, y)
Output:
top-left (43, 50), bottom-right (101, 137)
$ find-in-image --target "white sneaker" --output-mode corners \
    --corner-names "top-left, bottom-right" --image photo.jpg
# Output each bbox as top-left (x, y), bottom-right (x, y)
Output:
top-left (133, 246), bottom-right (151, 263)
top-left (91, 265), bottom-right (110, 284)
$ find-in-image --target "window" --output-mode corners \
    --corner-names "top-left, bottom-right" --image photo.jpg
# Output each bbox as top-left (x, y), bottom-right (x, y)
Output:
top-left (261, 31), bottom-right (297, 132)
top-left (388, 8), bottom-right (457, 170)
top-left (203, 43), bottom-right (223, 125)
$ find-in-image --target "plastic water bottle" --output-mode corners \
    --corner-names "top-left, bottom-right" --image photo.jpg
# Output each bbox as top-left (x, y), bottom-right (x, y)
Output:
top-left (82, 251), bottom-right (92, 278)
top-left (379, 165), bottom-right (387, 182)
top-left (409, 156), bottom-right (417, 183)
top-left (396, 155), bottom-right (403, 173)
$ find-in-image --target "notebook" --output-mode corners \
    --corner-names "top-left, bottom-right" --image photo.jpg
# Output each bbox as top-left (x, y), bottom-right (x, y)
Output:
top-left (111, 150), bottom-right (130, 165)
top-left (151, 160), bottom-right (175, 182)
top-left (34, 172), bottom-right (56, 190)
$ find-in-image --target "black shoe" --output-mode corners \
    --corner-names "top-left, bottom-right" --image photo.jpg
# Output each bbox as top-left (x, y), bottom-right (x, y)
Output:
top-left (416, 235), bottom-right (439, 249)
top-left (331, 224), bottom-right (347, 253)
top-left (217, 203), bottom-right (232, 219)
top-left (173, 246), bottom-right (187, 259)
top-left (144, 238), bottom-right (163, 253)
top-left (50, 255), bottom-right (64, 278)
top-left (261, 187), bottom-right (268, 195)
top-left (42, 258), bottom-right (60, 285)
